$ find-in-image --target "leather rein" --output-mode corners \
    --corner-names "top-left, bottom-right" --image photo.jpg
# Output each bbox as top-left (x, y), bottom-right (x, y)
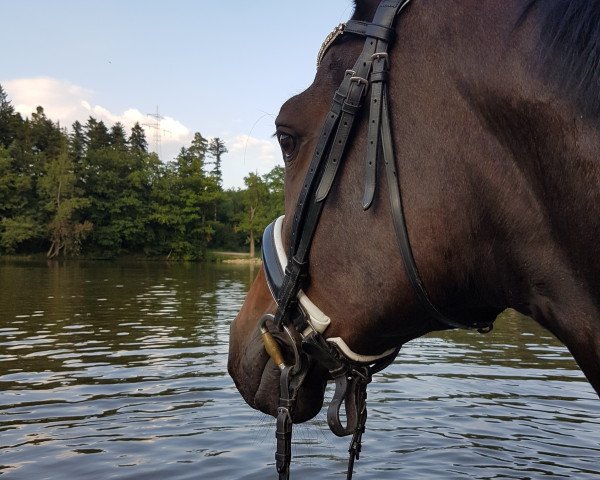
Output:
top-left (257, 1), bottom-right (494, 478)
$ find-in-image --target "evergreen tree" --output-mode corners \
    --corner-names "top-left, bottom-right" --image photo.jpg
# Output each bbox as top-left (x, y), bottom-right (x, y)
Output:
top-left (109, 122), bottom-right (128, 151)
top-left (0, 145), bottom-right (30, 220)
top-left (84, 117), bottom-right (110, 151)
top-left (4, 105), bottom-right (66, 253)
top-left (69, 120), bottom-right (85, 165)
top-left (80, 145), bottom-right (151, 256)
top-left (0, 85), bottom-right (14, 135)
top-left (188, 132), bottom-right (208, 167)
top-left (148, 133), bottom-right (216, 260)
top-left (0, 84), bottom-right (22, 149)
top-left (207, 137), bottom-right (227, 186)
top-left (129, 122), bottom-right (148, 154)
top-left (27, 107), bottom-right (63, 187)
top-left (0, 118), bottom-right (50, 254)
top-left (0, 144), bottom-right (44, 254)
top-left (30, 106), bottom-right (62, 158)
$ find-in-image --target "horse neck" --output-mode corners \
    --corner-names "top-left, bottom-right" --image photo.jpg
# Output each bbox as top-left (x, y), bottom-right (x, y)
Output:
top-left (392, 0), bottom-right (600, 394)
top-left (479, 100), bottom-right (600, 394)
top-left (451, 7), bottom-right (600, 394)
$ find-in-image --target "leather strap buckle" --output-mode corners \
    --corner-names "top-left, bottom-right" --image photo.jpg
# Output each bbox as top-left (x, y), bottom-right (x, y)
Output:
top-left (349, 75), bottom-right (369, 87)
top-left (371, 52), bottom-right (389, 68)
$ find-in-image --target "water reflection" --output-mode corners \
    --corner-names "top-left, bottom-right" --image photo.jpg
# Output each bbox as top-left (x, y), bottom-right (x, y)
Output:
top-left (1, 260), bottom-right (599, 479)
top-left (0, 260), bottom-right (258, 479)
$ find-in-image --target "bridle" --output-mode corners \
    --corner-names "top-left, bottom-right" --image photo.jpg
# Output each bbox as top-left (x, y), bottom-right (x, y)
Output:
top-left (256, 1), bottom-right (494, 478)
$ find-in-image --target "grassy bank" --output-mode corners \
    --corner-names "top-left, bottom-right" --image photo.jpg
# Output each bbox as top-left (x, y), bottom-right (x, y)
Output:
top-left (207, 251), bottom-right (261, 264)
top-left (1, 251), bottom-right (262, 264)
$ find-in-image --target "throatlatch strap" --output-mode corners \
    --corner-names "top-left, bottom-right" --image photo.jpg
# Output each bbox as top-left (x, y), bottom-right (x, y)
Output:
top-left (379, 89), bottom-right (490, 331)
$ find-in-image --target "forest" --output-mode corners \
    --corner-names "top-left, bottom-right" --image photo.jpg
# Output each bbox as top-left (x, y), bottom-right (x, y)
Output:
top-left (0, 84), bottom-right (283, 260)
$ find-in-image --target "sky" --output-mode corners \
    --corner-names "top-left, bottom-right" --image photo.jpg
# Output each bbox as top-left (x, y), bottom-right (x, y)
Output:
top-left (1, 0), bottom-right (354, 188)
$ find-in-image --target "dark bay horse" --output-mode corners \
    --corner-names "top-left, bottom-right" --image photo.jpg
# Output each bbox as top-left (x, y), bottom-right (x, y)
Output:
top-left (229, 0), bottom-right (600, 475)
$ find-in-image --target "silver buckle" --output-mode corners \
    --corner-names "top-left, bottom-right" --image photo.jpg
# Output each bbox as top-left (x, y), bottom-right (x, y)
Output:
top-left (371, 52), bottom-right (389, 67)
top-left (349, 76), bottom-right (369, 87)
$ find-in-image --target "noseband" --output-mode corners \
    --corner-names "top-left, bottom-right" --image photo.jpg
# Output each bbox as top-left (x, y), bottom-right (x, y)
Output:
top-left (257, 1), bottom-right (494, 478)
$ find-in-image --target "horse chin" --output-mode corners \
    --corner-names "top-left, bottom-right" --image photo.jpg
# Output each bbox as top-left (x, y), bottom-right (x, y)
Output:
top-left (254, 360), bottom-right (327, 424)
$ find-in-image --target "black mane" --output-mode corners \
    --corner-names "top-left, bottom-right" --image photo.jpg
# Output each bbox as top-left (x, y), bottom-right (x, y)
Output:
top-left (353, 1), bottom-right (600, 117)
top-left (538, 0), bottom-right (600, 117)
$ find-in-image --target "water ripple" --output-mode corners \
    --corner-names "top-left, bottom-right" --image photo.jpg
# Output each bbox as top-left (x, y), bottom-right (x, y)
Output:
top-left (0, 261), bottom-right (599, 479)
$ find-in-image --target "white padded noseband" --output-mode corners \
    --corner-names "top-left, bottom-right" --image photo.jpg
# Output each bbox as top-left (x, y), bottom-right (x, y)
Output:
top-left (272, 216), bottom-right (396, 363)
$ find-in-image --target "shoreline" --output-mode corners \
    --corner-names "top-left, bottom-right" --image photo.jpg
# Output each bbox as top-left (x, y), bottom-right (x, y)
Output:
top-left (0, 251), bottom-right (262, 264)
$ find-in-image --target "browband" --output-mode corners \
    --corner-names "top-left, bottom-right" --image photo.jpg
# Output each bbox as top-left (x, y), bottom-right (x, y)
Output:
top-left (317, 19), bottom-right (399, 67)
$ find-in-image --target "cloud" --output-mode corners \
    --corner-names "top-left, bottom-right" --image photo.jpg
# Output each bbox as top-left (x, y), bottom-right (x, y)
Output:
top-left (218, 134), bottom-right (282, 189)
top-left (2, 77), bottom-right (191, 146)
top-left (229, 134), bottom-right (278, 165)
top-left (4, 77), bottom-right (92, 125)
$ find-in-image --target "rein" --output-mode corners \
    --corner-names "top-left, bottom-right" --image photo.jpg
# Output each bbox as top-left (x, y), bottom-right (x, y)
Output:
top-left (258, 0), bottom-right (494, 478)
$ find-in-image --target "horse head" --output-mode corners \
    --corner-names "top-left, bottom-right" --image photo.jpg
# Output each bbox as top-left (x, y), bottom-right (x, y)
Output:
top-left (229, 0), bottom-right (600, 475)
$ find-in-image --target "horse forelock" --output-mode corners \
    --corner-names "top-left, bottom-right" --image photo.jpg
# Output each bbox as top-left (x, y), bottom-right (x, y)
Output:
top-left (352, 0), bottom-right (379, 22)
top-left (534, 0), bottom-right (600, 118)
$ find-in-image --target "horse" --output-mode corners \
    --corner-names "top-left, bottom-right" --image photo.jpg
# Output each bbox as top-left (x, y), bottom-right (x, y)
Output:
top-left (228, 0), bottom-right (600, 477)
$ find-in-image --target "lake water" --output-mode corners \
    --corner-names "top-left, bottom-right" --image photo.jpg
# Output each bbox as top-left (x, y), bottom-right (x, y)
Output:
top-left (0, 259), bottom-right (598, 479)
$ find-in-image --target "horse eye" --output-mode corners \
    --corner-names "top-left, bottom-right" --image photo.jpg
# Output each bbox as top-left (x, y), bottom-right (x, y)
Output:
top-left (277, 133), bottom-right (297, 161)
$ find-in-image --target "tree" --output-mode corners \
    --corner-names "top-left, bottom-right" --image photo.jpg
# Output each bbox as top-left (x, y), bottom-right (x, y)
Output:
top-left (234, 166), bottom-right (285, 257)
top-left (0, 145), bottom-right (30, 218)
top-left (147, 132), bottom-right (218, 260)
top-left (237, 172), bottom-right (269, 257)
top-left (84, 117), bottom-right (110, 151)
top-left (207, 137), bottom-right (227, 186)
top-left (188, 132), bottom-right (208, 165)
top-left (27, 106), bottom-right (63, 186)
top-left (0, 106), bottom-right (64, 254)
top-left (0, 84), bottom-right (22, 149)
top-left (109, 122), bottom-right (128, 150)
top-left (0, 145), bottom-right (41, 254)
top-left (172, 141), bottom-right (214, 258)
top-left (30, 106), bottom-right (62, 158)
top-left (38, 141), bottom-right (91, 257)
top-left (0, 85), bottom-right (15, 144)
top-left (208, 187), bottom-right (246, 251)
top-left (80, 146), bottom-right (151, 256)
top-left (0, 216), bottom-right (44, 254)
top-left (129, 122), bottom-right (148, 154)
top-left (263, 165), bottom-right (284, 219)
top-left (69, 120), bottom-right (85, 166)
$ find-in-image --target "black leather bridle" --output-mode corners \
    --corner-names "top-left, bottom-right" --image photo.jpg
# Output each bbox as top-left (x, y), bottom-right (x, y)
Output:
top-left (257, 1), bottom-right (494, 478)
